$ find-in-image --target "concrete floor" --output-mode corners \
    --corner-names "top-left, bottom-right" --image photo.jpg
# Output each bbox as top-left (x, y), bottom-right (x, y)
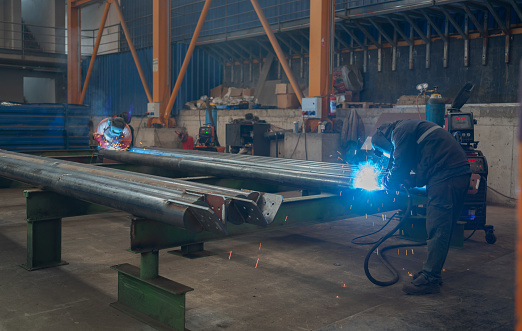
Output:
top-left (0, 187), bottom-right (515, 330)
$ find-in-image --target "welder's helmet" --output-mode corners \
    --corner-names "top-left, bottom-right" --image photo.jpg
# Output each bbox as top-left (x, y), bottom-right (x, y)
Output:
top-left (109, 117), bottom-right (126, 136)
top-left (371, 122), bottom-right (395, 158)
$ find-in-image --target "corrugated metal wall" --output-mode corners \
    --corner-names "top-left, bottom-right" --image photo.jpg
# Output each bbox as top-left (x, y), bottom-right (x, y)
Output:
top-left (0, 104), bottom-right (90, 151)
top-left (81, 44), bottom-right (222, 117)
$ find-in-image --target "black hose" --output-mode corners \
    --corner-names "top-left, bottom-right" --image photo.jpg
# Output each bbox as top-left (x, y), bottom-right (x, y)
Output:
top-left (363, 186), bottom-right (417, 287)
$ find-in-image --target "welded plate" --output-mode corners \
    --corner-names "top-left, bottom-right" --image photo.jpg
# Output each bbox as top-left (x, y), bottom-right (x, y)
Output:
top-left (189, 201), bottom-right (227, 235)
top-left (231, 198), bottom-right (268, 226)
top-left (255, 193), bottom-right (284, 224)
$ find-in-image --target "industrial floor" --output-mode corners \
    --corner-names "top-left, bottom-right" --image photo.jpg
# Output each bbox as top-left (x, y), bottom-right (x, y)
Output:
top-left (0, 187), bottom-right (515, 330)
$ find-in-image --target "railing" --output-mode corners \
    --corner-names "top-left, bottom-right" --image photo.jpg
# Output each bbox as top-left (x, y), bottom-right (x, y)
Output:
top-left (0, 20), bottom-right (66, 55)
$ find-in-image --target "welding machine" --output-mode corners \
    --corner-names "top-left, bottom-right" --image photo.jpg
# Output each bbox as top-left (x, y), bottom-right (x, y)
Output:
top-left (195, 126), bottom-right (225, 152)
top-left (445, 83), bottom-right (495, 244)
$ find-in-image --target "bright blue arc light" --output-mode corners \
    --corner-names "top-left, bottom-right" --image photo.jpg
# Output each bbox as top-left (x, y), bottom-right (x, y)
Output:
top-left (353, 161), bottom-right (383, 192)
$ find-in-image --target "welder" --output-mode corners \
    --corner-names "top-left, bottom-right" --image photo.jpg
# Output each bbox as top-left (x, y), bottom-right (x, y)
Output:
top-left (93, 116), bottom-right (132, 150)
top-left (372, 119), bottom-right (471, 295)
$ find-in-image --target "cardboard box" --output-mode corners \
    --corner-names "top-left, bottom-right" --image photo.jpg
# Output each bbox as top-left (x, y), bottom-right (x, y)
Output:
top-left (345, 91), bottom-right (360, 102)
top-left (229, 88), bottom-right (243, 97)
top-left (275, 83), bottom-right (294, 94)
top-left (242, 88), bottom-right (255, 96)
top-left (277, 93), bottom-right (300, 109)
top-left (210, 85), bottom-right (228, 98)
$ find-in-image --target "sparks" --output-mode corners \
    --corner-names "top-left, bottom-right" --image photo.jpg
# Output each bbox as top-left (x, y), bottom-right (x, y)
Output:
top-left (408, 272), bottom-right (413, 277)
top-left (255, 258), bottom-right (259, 268)
top-left (342, 284), bottom-right (347, 288)
top-left (411, 249), bottom-right (414, 255)
top-left (259, 243), bottom-right (262, 251)
top-left (336, 296), bottom-right (339, 299)
top-left (229, 251), bottom-right (232, 260)
top-left (284, 216), bottom-right (288, 222)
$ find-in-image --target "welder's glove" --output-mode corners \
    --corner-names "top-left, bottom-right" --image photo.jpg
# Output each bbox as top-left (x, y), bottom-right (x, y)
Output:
top-left (382, 173), bottom-right (392, 190)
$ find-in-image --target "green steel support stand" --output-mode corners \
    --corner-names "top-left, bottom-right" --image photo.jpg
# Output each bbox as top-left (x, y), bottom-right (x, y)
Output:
top-left (22, 217), bottom-right (68, 270)
top-left (21, 189), bottom-right (112, 271)
top-left (111, 250), bottom-right (193, 331)
top-left (168, 242), bottom-right (214, 259)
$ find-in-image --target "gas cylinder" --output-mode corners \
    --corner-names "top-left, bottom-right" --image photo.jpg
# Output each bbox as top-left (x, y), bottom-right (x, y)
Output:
top-left (426, 88), bottom-right (445, 127)
top-left (329, 95), bottom-right (337, 117)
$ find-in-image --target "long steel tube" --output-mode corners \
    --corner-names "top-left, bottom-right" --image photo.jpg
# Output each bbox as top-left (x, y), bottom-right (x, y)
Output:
top-left (100, 149), bottom-right (361, 190)
top-left (0, 150), bottom-right (282, 234)
top-left (11, 150), bottom-right (282, 225)
top-left (129, 147), bottom-right (358, 177)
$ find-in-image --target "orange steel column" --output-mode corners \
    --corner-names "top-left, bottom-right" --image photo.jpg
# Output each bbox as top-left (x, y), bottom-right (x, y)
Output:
top-left (67, 0), bottom-right (81, 104)
top-left (113, 0), bottom-right (153, 103)
top-left (309, 0), bottom-right (333, 117)
top-left (153, 0), bottom-right (170, 127)
top-left (80, 1), bottom-right (111, 104)
top-left (164, 0), bottom-right (212, 126)
top-left (515, 109), bottom-right (522, 331)
top-left (250, 0), bottom-right (303, 104)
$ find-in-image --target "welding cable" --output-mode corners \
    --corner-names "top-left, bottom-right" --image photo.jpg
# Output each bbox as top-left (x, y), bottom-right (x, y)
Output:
top-left (363, 185), bottom-right (416, 287)
top-left (351, 213), bottom-right (397, 245)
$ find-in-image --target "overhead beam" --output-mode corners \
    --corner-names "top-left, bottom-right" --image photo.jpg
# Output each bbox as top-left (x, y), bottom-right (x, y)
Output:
top-left (335, 31), bottom-right (352, 50)
top-left (339, 24), bottom-right (367, 49)
top-left (369, 18), bottom-right (396, 47)
top-left (386, 17), bottom-right (413, 46)
top-left (71, 0), bottom-right (104, 7)
top-left (439, 6), bottom-right (468, 39)
top-left (287, 33), bottom-right (309, 52)
top-left (250, 0), bottom-right (303, 104)
top-left (508, 0), bottom-right (522, 22)
top-left (276, 34), bottom-right (300, 54)
top-left (353, 21), bottom-right (381, 48)
top-left (401, 13), bottom-right (430, 44)
top-left (462, 4), bottom-right (485, 34)
top-left (420, 9), bottom-right (448, 42)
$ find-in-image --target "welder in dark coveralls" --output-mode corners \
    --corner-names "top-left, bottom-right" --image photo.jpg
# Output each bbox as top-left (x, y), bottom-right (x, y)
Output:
top-left (372, 119), bottom-right (471, 295)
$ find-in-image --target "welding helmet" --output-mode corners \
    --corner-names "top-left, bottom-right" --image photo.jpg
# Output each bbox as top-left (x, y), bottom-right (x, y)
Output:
top-left (371, 122), bottom-right (395, 158)
top-left (109, 117), bottom-right (126, 136)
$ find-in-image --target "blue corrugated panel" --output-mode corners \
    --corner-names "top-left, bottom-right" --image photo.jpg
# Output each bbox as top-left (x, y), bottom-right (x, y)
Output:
top-left (82, 44), bottom-right (222, 117)
top-left (121, 0), bottom-right (153, 50)
top-left (171, 0), bottom-right (311, 42)
top-left (0, 104), bottom-right (90, 151)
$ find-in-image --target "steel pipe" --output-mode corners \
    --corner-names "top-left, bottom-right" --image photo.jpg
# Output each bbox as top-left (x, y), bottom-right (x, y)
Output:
top-left (0, 150), bottom-right (283, 234)
top-left (100, 148), bottom-right (368, 191)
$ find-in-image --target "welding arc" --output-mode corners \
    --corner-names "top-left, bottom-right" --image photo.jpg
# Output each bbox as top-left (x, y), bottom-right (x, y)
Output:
top-left (364, 186), bottom-right (415, 287)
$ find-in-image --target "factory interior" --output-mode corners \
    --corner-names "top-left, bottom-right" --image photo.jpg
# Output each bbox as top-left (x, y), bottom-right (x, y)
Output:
top-left (0, 0), bottom-right (521, 330)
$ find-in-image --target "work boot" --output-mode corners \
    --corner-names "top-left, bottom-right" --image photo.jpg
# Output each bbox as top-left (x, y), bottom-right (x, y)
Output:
top-left (412, 271), bottom-right (443, 286)
top-left (403, 273), bottom-right (440, 295)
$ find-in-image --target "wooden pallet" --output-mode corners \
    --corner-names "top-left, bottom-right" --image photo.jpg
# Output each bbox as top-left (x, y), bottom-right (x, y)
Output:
top-left (341, 102), bottom-right (394, 109)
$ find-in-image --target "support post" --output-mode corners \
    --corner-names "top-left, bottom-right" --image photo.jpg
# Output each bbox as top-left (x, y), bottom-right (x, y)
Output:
top-left (67, 0), bottom-right (81, 104)
top-left (164, 0), bottom-right (213, 127)
top-left (152, 0), bottom-right (170, 126)
top-left (308, 0), bottom-right (333, 116)
top-left (250, 0), bottom-right (304, 105)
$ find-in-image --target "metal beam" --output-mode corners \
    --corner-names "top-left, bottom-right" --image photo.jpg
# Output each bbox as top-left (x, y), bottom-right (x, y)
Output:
top-left (250, 0), bottom-right (304, 104)
top-left (71, 0), bottom-right (103, 7)
top-left (353, 21), bottom-right (381, 48)
top-left (420, 9), bottom-right (448, 42)
top-left (214, 44), bottom-right (240, 63)
top-left (386, 17), bottom-right (413, 46)
top-left (113, 0), bottom-right (153, 103)
top-left (508, 0), bottom-right (522, 22)
top-left (164, 0), bottom-right (212, 126)
top-left (470, 0), bottom-right (508, 33)
top-left (276, 34), bottom-right (300, 54)
top-left (401, 13), bottom-right (430, 44)
top-left (153, 0), bottom-right (170, 125)
top-left (234, 41), bottom-right (259, 60)
top-left (339, 24), bottom-right (367, 49)
top-left (335, 31), bottom-right (352, 50)
top-left (287, 33), bottom-right (309, 52)
top-left (80, 1), bottom-right (111, 104)
top-left (462, 4), bottom-right (485, 34)
top-left (439, 6), bottom-right (468, 39)
top-left (369, 18), bottom-right (396, 47)
top-left (67, 0), bottom-right (81, 104)
top-left (0, 150), bottom-right (282, 234)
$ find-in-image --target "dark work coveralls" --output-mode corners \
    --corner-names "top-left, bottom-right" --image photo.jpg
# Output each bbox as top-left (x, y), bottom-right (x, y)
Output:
top-left (385, 120), bottom-right (471, 282)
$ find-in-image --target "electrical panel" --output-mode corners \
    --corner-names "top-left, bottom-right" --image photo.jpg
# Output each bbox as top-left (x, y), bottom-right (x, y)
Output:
top-left (301, 97), bottom-right (322, 118)
top-left (147, 103), bottom-right (160, 118)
